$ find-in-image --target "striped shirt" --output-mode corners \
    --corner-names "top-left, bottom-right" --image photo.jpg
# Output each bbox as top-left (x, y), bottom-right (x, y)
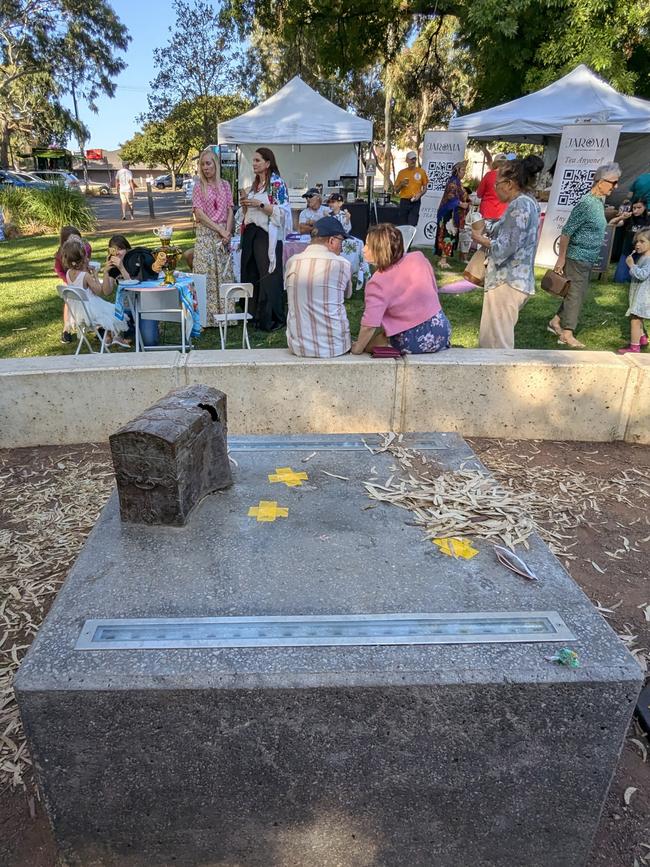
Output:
top-left (285, 245), bottom-right (352, 357)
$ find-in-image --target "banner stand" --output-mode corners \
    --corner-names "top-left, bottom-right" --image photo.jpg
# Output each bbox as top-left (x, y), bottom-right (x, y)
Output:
top-left (413, 131), bottom-right (468, 248)
top-left (536, 124), bottom-right (621, 268)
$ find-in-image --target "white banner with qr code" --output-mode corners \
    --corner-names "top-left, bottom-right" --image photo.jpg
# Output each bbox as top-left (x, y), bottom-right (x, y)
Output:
top-left (413, 130), bottom-right (468, 247)
top-left (536, 124), bottom-right (621, 267)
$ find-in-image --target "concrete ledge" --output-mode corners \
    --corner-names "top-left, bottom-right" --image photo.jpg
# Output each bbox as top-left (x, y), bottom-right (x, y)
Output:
top-left (0, 348), bottom-right (645, 448)
top-left (185, 350), bottom-right (402, 434)
top-left (401, 349), bottom-right (638, 442)
top-left (623, 354), bottom-right (650, 444)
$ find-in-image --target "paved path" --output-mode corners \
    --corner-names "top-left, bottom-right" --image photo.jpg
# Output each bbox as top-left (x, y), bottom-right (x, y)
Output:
top-left (89, 189), bottom-right (194, 235)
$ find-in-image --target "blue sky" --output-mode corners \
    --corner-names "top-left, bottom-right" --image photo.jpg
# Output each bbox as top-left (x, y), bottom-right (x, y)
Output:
top-left (65, 0), bottom-right (178, 150)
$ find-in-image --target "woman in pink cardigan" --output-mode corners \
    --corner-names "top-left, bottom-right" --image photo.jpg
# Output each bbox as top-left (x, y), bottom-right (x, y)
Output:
top-left (351, 223), bottom-right (451, 354)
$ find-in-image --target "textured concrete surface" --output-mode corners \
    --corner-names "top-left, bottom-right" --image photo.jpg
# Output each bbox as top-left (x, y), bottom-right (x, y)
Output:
top-left (16, 433), bottom-right (642, 866)
top-left (624, 353), bottom-right (650, 444)
top-left (185, 350), bottom-right (402, 435)
top-left (402, 350), bottom-right (637, 442)
top-left (0, 349), bottom-right (643, 447)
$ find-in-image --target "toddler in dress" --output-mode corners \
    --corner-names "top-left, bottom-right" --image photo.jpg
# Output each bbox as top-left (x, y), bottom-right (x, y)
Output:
top-left (60, 237), bottom-right (130, 349)
top-left (618, 228), bottom-right (650, 354)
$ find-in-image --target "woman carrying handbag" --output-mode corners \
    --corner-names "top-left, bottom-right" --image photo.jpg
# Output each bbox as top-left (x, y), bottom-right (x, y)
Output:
top-left (471, 156), bottom-right (544, 349)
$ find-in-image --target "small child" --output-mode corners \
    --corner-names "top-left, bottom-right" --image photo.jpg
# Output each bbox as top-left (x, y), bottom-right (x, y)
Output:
top-left (60, 237), bottom-right (130, 349)
top-left (618, 228), bottom-right (650, 354)
top-left (55, 226), bottom-right (92, 344)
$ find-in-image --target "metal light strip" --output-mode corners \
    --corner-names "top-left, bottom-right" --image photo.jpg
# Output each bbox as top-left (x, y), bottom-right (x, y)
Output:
top-left (75, 611), bottom-right (574, 650)
top-left (227, 435), bottom-right (450, 451)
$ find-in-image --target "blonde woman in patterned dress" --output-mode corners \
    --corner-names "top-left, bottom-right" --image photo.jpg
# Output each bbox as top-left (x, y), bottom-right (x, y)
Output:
top-left (192, 148), bottom-right (235, 323)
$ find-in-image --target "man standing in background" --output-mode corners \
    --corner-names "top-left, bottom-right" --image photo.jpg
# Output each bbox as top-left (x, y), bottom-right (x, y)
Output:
top-left (394, 151), bottom-right (428, 226)
top-left (116, 162), bottom-right (136, 221)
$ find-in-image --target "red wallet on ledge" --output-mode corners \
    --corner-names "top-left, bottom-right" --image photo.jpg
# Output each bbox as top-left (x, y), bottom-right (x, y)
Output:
top-left (371, 346), bottom-right (403, 358)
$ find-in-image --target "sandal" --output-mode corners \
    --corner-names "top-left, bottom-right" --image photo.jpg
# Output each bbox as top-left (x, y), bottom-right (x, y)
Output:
top-left (558, 337), bottom-right (585, 349)
top-left (617, 344), bottom-right (640, 354)
top-left (547, 319), bottom-right (562, 337)
top-left (110, 336), bottom-right (131, 349)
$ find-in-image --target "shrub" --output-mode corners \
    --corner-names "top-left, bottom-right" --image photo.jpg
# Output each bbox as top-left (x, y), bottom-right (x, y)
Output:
top-left (0, 185), bottom-right (96, 235)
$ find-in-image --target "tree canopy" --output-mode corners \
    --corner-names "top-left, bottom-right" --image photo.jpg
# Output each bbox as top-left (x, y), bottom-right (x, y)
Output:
top-left (120, 94), bottom-right (250, 186)
top-left (141, 0), bottom-right (241, 144)
top-left (0, 0), bottom-right (130, 163)
top-left (226, 0), bottom-right (650, 114)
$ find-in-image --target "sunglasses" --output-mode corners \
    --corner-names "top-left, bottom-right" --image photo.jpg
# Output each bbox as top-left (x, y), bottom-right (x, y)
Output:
top-left (601, 178), bottom-right (619, 188)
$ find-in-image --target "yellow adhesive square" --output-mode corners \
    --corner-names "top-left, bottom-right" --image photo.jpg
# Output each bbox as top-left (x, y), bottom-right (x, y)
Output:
top-left (433, 537), bottom-right (478, 560)
top-left (248, 500), bottom-right (289, 522)
top-left (268, 466), bottom-right (309, 487)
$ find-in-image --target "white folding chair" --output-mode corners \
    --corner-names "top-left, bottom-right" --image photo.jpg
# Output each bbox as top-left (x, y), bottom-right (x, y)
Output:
top-left (397, 224), bottom-right (417, 253)
top-left (214, 282), bottom-right (254, 350)
top-left (57, 285), bottom-right (110, 355)
top-left (139, 284), bottom-right (192, 353)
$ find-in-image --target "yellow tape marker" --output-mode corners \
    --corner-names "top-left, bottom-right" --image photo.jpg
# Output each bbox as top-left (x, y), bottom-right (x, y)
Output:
top-left (248, 500), bottom-right (289, 523)
top-left (433, 537), bottom-right (479, 560)
top-left (268, 466), bottom-right (309, 487)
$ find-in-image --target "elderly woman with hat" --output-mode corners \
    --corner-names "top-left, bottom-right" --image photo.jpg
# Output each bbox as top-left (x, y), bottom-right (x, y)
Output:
top-left (298, 188), bottom-right (330, 234)
top-left (436, 160), bottom-right (470, 269)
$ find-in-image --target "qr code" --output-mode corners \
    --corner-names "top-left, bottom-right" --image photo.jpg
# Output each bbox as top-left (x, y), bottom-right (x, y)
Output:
top-left (426, 160), bottom-right (456, 193)
top-left (557, 168), bottom-right (595, 207)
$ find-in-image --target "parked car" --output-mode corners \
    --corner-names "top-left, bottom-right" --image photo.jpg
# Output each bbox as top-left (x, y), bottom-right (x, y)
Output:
top-left (31, 170), bottom-right (81, 190)
top-left (0, 169), bottom-right (50, 190)
top-left (79, 180), bottom-right (111, 196)
top-left (155, 173), bottom-right (190, 189)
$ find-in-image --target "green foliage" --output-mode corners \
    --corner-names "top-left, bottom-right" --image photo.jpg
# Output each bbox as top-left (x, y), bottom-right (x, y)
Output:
top-left (0, 185), bottom-right (95, 234)
top-left (227, 0), bottom-right (650, 119)
top-left (120, 94), bottom-right (251, 184)
top-left (0, 0), bottom-right (129, 162)
top-left (142, 0), bottom-right (241, 143)
top-left (457, 0), bottom-right (650, 111)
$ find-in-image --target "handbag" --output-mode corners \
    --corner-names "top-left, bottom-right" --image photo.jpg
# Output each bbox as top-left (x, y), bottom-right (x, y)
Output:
top-left (463, 248), bottom-right (486, 286)
top-left (541, 269), bottom-right (571, 298)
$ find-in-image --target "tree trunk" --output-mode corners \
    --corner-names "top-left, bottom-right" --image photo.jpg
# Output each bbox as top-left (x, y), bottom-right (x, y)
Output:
top-left (0, 123), bottom-right (10, 168)
top-left (384, 78), bottom-right (393, 191)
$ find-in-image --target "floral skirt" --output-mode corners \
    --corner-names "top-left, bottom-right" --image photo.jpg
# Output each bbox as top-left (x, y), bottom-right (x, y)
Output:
top-left (193, 224), bottom-right (235, 324)
top-left (389, 310), bottom-right (451, 354)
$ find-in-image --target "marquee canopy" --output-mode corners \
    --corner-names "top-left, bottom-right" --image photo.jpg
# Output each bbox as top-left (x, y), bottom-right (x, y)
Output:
top-left (218, 76), bottom-right (373, 144)
top-left (448, 65), bottom-right (650, 142)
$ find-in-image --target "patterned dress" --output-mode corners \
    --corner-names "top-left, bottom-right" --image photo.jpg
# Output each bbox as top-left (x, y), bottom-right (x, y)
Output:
top-left (192, 179), bottom-right (236, 323)
top-left (436, 171), bottom-right (468, 258)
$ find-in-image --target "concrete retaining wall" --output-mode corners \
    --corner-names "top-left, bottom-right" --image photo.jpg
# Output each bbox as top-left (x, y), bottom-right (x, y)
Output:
top-left (0, 348), bottom-right (645, 448)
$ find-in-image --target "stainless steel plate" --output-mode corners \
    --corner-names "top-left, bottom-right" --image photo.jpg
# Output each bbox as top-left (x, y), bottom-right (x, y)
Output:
top-left (75, 611), bottom-right (575, 650)
top-left (227, 434), bottom-right (451, 451)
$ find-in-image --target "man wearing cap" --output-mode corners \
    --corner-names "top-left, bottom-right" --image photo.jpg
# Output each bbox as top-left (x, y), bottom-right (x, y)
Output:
top-left (285, 216), bottom-right (353, 358)
top-left (298, 188), bottom-right (330, 234)
top-left (394, 151), bottom-right (428, 226)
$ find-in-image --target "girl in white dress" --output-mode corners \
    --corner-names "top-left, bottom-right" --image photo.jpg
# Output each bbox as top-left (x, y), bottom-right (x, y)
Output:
top-left (60, 237), bottom-right (130, 348)
top-left (618, 229), bottom-right (650, 354)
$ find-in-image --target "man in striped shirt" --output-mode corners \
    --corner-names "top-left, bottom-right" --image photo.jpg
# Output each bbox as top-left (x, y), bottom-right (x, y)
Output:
top-left (285, 217), bottom-right (353, 357)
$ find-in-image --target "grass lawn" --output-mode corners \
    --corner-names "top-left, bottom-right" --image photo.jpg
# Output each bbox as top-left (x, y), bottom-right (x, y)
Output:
top-left (0, 230), bottom-right (633, 358)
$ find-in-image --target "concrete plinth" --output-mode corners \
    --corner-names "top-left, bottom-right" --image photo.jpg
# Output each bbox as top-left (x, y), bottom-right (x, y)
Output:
top-left (16, 433), bottom-right (642, 867)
